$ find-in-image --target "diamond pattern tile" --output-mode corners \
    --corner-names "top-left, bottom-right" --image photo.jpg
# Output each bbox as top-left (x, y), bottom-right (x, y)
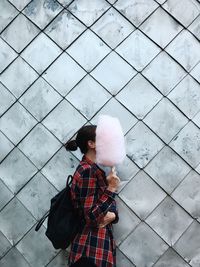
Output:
top-left (163, 0), bottom-right (200, 27)
top-left (0, 147), bottom-right (37, 194)
top-left (1, 0), bottom-right (200, 266)
top-left (119, 222), bottom-right (168, 267)
top-left (172, 170), bottom-right (200, 220)
top-left (166, 30), bottom-right (200, 71)
top-left (21, 33), bottom-right (62, 74)
top-left (145, 146), bottom-right (191, 194)
top-left (45, 10), bottom-right (86, 50)
top-left (23, 0), bottom-right (63, 29)
top-left (146, 196), bottom-right (193, 245)
top-left (1, 14), bottom-right (39, 53)
top-left (168, 75), bottom-right (200, 119)
top-left (43, 52), bottom-right (86, 96)
top-left (142, 51), bottom-right (186, 96)
top-left (120, 170), bottom-right (166, 219)
top-left (116, 74), bottom-right (162, 119)
top-left (0, 0), bottom-right (18, 33)
top-left (67, 30), bottom-right (111, 72)
top-left (116, 30), bottom-right (161, 71)
top-left (0, 56), bottom-right (38, 98)
top-left (91, 51), bottom-right (137, 95)
top-left (19, 77), bottom-right (62, 121)
top-left (144, 97), bottom-right (188, 143)
top-left (125, 121), bottom-right (164, 168)
top-left (91, 7), bottom-right (135, 49)
top-left (68, 0), bottom-right (110, 26)
top-left (0, 82), bottom-right (15, 116)
top-left (173, 220), bottom-right (200, 266)
top-left (140, 8), bottom-right (183, 48)
top-left (0, 38), bottom-right (17, 73)
top-left (169, 121), bottom-right (200, 168)
top-left (114, 0), bottom-right (159, 27)
top-left (66, 75), bottom-right (111, 119)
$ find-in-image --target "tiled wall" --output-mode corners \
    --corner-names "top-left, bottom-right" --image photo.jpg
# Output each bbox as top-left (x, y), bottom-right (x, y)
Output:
top-left (1, 0), bottom-right (200, 266)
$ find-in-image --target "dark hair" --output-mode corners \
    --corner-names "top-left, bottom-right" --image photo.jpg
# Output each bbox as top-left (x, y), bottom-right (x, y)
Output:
top-left (65, 125), bottom-right (97, 154)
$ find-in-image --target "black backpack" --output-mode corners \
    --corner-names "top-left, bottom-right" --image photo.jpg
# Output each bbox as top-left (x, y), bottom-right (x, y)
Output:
top-left (35, 175), bottom-right (84, 249)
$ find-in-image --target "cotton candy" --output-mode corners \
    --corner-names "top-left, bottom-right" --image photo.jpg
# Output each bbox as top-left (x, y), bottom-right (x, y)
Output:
top-left (96, 115), bottom-right (126, 167)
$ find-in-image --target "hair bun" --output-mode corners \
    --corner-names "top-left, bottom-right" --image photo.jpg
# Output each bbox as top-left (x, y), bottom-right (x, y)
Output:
top-left (65, 140), bottom-right (78, 151)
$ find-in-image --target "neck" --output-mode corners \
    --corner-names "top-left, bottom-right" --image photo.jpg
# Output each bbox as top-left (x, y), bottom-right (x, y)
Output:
top-left (85, 150), bottom-right (96, 163)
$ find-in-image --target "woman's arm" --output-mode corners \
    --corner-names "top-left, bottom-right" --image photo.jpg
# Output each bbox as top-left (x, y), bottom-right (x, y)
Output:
top-left (77, 167), bottom-right (116, 227)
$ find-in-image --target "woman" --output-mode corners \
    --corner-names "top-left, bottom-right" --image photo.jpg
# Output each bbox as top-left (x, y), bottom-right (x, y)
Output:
top-left (65, 125), bottom-right (120, 267)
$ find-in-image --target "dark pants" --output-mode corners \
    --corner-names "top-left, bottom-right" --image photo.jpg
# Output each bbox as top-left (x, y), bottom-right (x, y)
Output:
top-left (70, 257), bottom-right (97, 267)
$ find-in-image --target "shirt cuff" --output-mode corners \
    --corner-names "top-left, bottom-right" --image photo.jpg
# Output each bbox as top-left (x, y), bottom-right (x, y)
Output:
top-left (104, 188), bottom-right (116, 199)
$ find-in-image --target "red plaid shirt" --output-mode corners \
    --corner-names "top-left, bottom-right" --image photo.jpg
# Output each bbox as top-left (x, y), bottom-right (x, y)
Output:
top-left (68, 155), bottom-right (119, 267)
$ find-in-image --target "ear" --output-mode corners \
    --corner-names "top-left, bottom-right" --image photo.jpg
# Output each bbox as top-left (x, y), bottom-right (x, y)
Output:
top-left (88, 140), bottom-right (96, 149)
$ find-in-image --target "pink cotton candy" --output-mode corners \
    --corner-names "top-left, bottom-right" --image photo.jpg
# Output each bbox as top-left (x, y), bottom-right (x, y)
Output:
top-left (96, 115), bottom-right (126, 167)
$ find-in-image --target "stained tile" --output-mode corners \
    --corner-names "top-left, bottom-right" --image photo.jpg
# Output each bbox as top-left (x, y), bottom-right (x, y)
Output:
top-left (125, 121), bottom-right (164, 168)
top-left (16, 226), bottom-right (58, 266)
top-left (46, 250), bottom-right (69, 267)
top-left (116, 248), bottom-right (136, 267)
top-left (140, 8), bottom-right (183, 48)
top-left (91, 52), bottom-right (137, 95)
top-left (190, 62), bottom-right (200, 83)
top-left (0, 83), bottom-right (15, 116)
top-left (114, 198), bottom-right (140, 245)
top-left (67, 30), bottom-right (111, 72)
top-left (145, 146), bottom-right (191, 194)
top-left (91, 7), bottom-right (135, 49)
top-left (21, 33), bottom-right (62, 74)
top-left (174, 220), bottom-right (200, 266)
top-left (144, 98), bottom-right (188, 143)
top-left (0, 38), bottom-right (17, 73)
top-left (0, 179), bottom-right (13, 211)
top-left (0, 131), bottom-right (14, 161)
top-left (0, 147), bottom-right (37, 194)
top-left (19, 78), bottom-right (62, 121)
top-left (18, 124), bottom-right (61, 169)
top-left (45, 10), bottom-right (86, 49)
top-left (114, 0), bottom-right (159, 27)
top-left (0, 231), bottom-right (12, 258)
top-left (142, 51), bottom-right (186, 96)
top-left (0, 197), bottom-right (35, 245)
top-left (0, 57), bottom-right (38, 98)
top-left (1, 14), bottom-right (39, 53)
top-left (0, 247), bottom-right (30, 267)
top-left (163, 0), bottom-right (200, 27)
top-left (91, 97), bottom-right (138, 134)
top-left (154, 248), bottom-right (190, 267)
top-left (119, 222), bottom-right (168, 267)
top-left (168, 75), bottom-right (200, 119)
top-left (166, 30), bottom-right (200, 72)
top-left (172, 171), bottom-right (200, 220)
top-left (120, 171), bottom-right (166, 219)
top-left (0, 0), bottom-right (18, 32)
top-left (66, 75), bottom-right (111, 119)
top-left (169, 122), bottom-right (200, 168)
top-left (146, 196), bottom-right (193, 245)
top-left (41, 147), bottom-right (79, 190)
top-left (116, 74), bottom-right (162, 119)
top-left (68, 0), bottom-right (110, 26)
top-left (116, 30), bottom-right (161, 71)
top-left (193, 111), bottom-right (200, 128)
top-left (17, 172), bottom-right (57, 219)
top-left (57, 0), bottom-right (73, 6)
top-left (23, 0), bottom-right (63, 29)
top-left (42, 53), bottom-right (86, 96)
top-left (0, 102), bottom-right (37, 144)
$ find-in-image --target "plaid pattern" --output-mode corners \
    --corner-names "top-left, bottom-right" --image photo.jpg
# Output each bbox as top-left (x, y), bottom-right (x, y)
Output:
top-left (68, 155), bottom-right (119, 267)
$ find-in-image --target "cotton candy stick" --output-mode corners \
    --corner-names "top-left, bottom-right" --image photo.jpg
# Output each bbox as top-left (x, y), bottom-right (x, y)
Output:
top-left (96, 115), bottom-right (126, 171)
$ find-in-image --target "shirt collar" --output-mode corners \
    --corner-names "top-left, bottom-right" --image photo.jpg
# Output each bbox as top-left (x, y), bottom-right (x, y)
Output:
top-left (82, 155), bottom-right (106, 175)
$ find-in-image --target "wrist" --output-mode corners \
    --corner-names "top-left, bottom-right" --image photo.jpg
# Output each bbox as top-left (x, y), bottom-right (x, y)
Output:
top-left (107, 186), bottom-right (116, 192)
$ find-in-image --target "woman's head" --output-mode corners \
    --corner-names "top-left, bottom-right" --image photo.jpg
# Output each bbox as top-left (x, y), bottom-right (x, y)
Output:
top-left (65, 125), bottom-right (97, 154)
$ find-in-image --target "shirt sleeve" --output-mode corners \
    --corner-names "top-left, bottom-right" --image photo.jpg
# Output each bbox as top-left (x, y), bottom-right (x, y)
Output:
top-left (77, 167), bottom-right (116, 226)
top-left (108, 200), bottom-right (119, 224)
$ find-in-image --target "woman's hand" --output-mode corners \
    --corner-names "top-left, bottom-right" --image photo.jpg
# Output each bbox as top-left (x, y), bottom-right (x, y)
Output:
top-left (99, 211), bottom-right (116, 228)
